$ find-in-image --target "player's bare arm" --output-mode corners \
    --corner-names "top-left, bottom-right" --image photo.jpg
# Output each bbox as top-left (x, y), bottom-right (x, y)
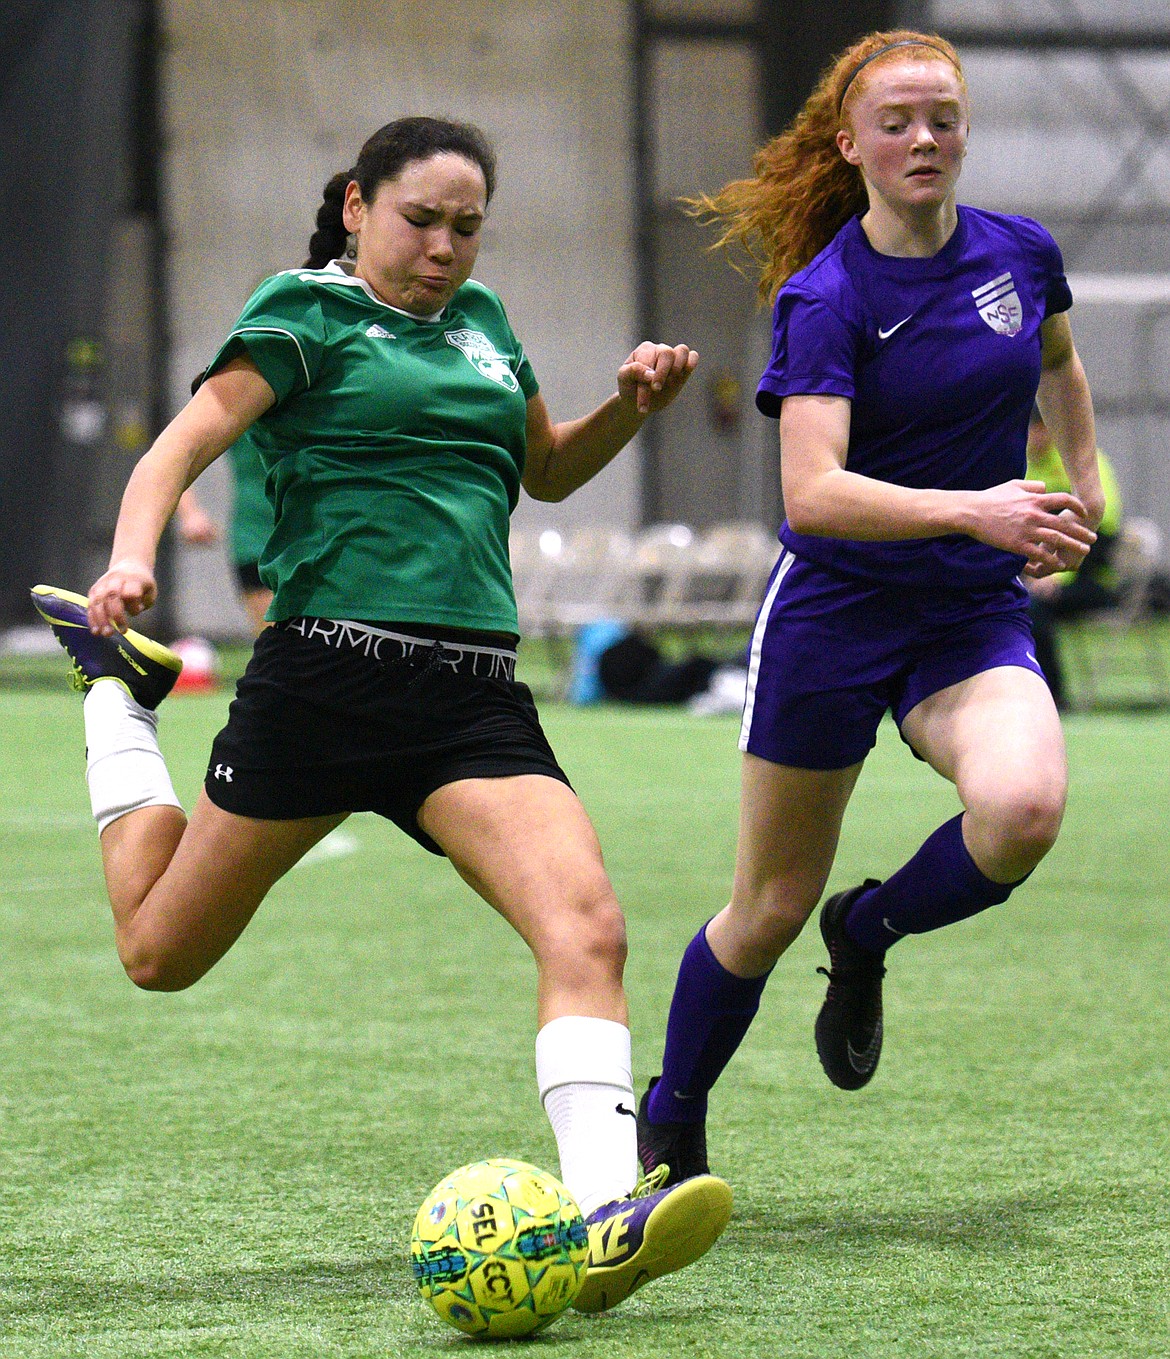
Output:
top-left (780, 393), bottom-right (1094, 571)
top-left (88, 357), bottom-right (276, 636)
top-left (1036, 310), bottom-right (1105, 531)
top-left (522, 342), bottom-right (697, 502)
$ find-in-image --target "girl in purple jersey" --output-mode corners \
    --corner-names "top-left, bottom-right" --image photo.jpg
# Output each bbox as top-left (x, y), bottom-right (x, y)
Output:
top-left (638, 31), bottom-right (1103, 1183)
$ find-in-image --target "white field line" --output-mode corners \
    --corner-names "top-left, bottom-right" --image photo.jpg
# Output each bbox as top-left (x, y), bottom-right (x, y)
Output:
top-left (0, 811), bottom-right (92, 829)
top-left (2, 818), bottom-right (359, 893)
top-left (4, 876), bottom-right (94, 895)
top-left (292, 828), bottom-right (360, 869)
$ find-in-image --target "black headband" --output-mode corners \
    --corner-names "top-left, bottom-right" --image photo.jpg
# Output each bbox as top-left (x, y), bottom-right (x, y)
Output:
top-left (838, 39), bottom-right (954, 112)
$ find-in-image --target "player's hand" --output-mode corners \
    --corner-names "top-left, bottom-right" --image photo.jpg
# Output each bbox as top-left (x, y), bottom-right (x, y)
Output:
top-left (974, 479), bottom-right (1096, 577)
top-left (86, 560), bottom-right (158, 636)
top-left (618, 342), bottom-right (699, 416)
top-left (1022, 505), bottom-right (1099, 579)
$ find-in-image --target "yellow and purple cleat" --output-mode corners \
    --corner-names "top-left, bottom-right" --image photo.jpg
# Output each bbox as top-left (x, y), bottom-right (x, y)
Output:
top-left (30, 585), bottom-right (183, 710)
top-left (572, 1165), bottom-right (733, 1313)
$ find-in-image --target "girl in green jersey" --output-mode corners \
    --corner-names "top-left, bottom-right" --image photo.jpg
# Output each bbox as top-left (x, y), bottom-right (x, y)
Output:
top-left (34, 116), bottom-right (730, 1314)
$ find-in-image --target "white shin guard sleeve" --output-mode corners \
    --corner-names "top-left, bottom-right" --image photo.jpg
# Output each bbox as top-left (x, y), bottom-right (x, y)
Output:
top-left (535, 1015), bottom-right (638, 1217)
top-left (83, 680), bottom-right (182, 833)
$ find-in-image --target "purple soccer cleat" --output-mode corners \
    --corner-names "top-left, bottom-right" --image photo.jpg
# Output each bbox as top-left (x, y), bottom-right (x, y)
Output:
top-left (30, 585), bottom-right (183, 710)
top-left (571, 1166), bottom-right (733, 1313)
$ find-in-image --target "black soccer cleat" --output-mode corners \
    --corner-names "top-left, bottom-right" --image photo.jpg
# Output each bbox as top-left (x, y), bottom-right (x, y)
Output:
top-left (814, 879), bottom-right (887, 1090)
top-left (30, 585), bottom-right (183, 710)
top-left (636, 1077), bottom-right (711, 1187)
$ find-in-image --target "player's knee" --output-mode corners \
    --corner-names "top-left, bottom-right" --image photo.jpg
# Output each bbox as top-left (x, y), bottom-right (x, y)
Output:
top-left (979, 785), bottom-right (1065, 868)
top-left (119, 941), bottom-right (199, 993)
top-left (1011, 790), bottom-right (1064, 862)
top-left (718, 881), bottom-right (816, 975)
top-left (541, 884), bottom-right (627, 982)
top-left (734, 877), bottom-right (819, 938)
top-left (576, 892), bottom-right (628, 977)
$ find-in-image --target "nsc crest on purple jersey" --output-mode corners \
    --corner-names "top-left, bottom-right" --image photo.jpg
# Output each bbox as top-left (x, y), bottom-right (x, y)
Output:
top-left (972, 270), bottom-right (1023, 337)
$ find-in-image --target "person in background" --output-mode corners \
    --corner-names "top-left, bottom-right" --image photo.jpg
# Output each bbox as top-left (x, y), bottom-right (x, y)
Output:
top-left (177, 409), bottom-right (275, 638)
top-left (636, 31), bottom-right (1103, 1186)
top-left (1024, 409), bottom-right (1123, 709)
top-left (174, 488), bottom-right (220, 548)
top-left (32, 114), bottom-right (731, 1312)
top-left (222, 432), bottom-right (276, 635)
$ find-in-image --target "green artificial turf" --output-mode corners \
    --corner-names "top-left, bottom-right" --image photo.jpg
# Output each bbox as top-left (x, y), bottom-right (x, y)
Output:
top-left (0, 687), bottom-right (1167, 1356)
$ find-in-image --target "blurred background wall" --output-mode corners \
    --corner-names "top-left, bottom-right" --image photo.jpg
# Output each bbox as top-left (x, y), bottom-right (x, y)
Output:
top-left (2, 0), bottom-right (1168, 638)
top-left (0, 0), bottom-right (162, 630)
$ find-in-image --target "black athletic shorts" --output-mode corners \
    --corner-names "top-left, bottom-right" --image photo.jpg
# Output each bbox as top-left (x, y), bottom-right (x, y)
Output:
top-left (204, 617), bottom-right (570, 854)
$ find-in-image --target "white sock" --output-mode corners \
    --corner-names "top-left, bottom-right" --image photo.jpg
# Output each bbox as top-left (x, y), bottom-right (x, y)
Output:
top-left (535, 1015), bottom-right (639, 1217)
top-left (83, 680), bottom-right (182, 833)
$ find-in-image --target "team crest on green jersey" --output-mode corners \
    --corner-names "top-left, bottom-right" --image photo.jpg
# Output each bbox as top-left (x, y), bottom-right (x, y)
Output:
top-left (444, 329), bottom-right (519, 391)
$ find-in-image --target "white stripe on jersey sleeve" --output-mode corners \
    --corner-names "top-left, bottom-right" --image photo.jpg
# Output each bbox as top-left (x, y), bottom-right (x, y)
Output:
top-left (229, 326), bottom-right (311, 389)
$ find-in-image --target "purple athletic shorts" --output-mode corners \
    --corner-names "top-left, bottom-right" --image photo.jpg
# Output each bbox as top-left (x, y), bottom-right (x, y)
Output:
top-left (739, 548), bottom-right (1045, 770)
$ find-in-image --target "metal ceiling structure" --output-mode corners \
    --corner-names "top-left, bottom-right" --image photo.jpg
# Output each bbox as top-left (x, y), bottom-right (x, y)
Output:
top-left (942, 0), bottom-right (1170, 269)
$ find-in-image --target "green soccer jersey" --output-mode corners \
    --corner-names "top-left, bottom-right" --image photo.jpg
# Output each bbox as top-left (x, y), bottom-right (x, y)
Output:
top-left (205, 263), bottom-right (539, 631)
top-left (227, 431), bottom-right (274, 570)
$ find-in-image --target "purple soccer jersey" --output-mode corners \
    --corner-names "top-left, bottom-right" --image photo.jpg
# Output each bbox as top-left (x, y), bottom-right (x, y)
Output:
top-left (756, 206), bottom-right (1073, 588)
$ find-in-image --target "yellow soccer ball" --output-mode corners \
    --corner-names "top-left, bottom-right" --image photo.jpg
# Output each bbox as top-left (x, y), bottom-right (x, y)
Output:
top-left (411, 1157), bottom-right (588, 1337)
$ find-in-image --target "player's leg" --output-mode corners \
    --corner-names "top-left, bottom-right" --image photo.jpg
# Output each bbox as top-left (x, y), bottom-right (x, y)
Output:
top-left (641, 544), bottom-right (891, 1159)
top-left (82, 671), bottom-right (344, 986)
top-left (810, 593), bottom-right (1067, 1089)
top-left (32, 584), bottom-right (345, 988)
top-left (420, 773), bottom-right (627, 1026)
top-left (639, 756), bottom-right (861, 1178)
top-left (101, 792), bottom-right (346, 990)
top-left (420, 774), bottom-right (633, 1211)
top-left (819, 665), bottom-right (1064, 1083)
top-left (714, 756), bottom-right (864, 973)
top-left (849, 597), bottom-right (1067, 949)
top-left (899, 662), bottom-right (1066, 890)
top-left (418, 774), bottom-right (732, 1313)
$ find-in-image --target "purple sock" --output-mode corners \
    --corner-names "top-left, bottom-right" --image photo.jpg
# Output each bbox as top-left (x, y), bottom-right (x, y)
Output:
top-left (646, 923), bottom-right (771, 1125)
top-left (844, 812), bottom-right (1024, 954)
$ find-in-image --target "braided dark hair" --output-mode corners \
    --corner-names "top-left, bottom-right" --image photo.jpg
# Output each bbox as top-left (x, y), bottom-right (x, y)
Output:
top-left (304, 116), bottom-right (497, 268)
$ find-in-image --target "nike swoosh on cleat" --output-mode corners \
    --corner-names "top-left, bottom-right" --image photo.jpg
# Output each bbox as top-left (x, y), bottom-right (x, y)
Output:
top-left (615, 1103), bottom-right (636, 1118)
top-left (672, 1090), bottom-right (696, 1101)
top-left (847, 1029), bottom-right (882, 1073)
top-left (882, 916), bottom-right (906, 936)
top-left (877, 314), bottom-right (914, 340)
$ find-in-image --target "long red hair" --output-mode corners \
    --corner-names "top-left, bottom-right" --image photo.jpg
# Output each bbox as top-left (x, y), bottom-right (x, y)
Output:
top-left (686, 30), bottom-right (966, 303)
